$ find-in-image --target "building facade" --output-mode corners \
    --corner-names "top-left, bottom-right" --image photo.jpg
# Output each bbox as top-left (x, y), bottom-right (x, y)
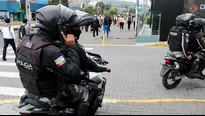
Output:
top-left (0, 0), bottom-right (48, 21)
top-left (151, 0), bottom-right (205, 41)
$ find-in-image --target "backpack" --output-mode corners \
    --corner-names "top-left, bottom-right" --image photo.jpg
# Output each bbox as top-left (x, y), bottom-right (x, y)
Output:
top-left (19, 25), bottom-right (26, 40)
top-left (128, 17), bottom-right (132, 22)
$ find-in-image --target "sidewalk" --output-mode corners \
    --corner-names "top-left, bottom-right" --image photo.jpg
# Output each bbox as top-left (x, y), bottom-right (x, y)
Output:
top-left (0, 21), bottom-right (36, 30)
top-left (0, 21), bottom-right (36, 26)
top-left (79, 24), bottom-right (137, 46)
top-left (136, 24), bottom-right (160, 43)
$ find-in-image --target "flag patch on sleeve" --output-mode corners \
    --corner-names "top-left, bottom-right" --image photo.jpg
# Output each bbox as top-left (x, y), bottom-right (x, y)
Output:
top-left (54, 56), bottom-right (66, 67)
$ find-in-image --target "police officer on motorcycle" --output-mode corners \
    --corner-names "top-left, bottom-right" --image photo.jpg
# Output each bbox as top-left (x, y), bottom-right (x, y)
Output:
top-left (61, 10), bottom-right (111, 73)
top-left (167, 13), bottom-right (196, 60)
top-left (167, 13), bottom-right (200, 76)
top-left (16, 4), bottom-right (106, 115)
top-left (188, 18), bottom-right (205, 79)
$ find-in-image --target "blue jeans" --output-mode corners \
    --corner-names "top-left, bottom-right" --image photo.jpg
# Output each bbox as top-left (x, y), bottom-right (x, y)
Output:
top-left (103, 25), bottom-right (109, 37)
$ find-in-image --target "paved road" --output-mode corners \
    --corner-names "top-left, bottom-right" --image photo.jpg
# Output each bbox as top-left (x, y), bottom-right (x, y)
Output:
top-left (1, 24), bottom-right (205, 115)
top-left (0, 23), bottom-right (137, 48)
top-left (0, 46), bottom-right (205, 115)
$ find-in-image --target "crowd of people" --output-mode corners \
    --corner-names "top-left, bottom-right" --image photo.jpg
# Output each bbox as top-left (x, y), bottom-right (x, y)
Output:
top-left (81, 14), bottom-right (137, 39)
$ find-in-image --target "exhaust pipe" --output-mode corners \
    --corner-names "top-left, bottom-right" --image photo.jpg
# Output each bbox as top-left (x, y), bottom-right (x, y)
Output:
top-left (175, 75), bottom-right (186, 80)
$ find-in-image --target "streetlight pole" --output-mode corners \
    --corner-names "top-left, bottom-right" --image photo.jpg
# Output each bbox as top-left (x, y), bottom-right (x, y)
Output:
top-left (136, 0), bottom-right (139, 36)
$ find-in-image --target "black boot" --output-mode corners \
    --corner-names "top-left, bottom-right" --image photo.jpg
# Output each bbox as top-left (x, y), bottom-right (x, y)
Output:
top-left (189, 60), bottom-right (199, 79)
top-left (190, 72), bottom-right (205, 80)
top-left (196, 62), bottom-right (205, 80)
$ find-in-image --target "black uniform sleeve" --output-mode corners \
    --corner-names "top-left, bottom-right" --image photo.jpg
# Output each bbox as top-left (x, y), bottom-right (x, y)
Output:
top-left (77, 44), bottom-right (107, 72)
top-left (41, 44), bottom-right (81, 80)
top-left (167, 29), bottom-right (171, 45)
top-left (196, 32), bottom-right (205, 51)
top-left (181, 31), bottom-right (189, 57)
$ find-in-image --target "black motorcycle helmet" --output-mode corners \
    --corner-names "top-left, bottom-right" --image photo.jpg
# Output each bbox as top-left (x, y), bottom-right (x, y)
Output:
top-left (189, 18), bottom-right (205, 31)
top-left (176, 13), bottom-right (197, 27)
top-left (35, 4), bottom-right (77, 44)
top-left (62, 10), bottom-right (94, 41)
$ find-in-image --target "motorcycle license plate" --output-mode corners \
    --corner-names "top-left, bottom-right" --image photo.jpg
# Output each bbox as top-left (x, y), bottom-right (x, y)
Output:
top-left (160, 64), bottom-right (171, 77)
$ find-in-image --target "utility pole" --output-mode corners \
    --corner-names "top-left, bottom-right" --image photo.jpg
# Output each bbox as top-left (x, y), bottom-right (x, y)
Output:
top-left (59, 0), bottom-right (61, 4)
top-left (26, 0), bottom-right (32, 21)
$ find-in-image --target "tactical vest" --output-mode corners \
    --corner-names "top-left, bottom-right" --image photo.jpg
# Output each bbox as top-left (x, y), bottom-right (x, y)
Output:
top-left (168, 26), bottom-right (187, 52)
top-left (16, 34), bottom-right (60, 98)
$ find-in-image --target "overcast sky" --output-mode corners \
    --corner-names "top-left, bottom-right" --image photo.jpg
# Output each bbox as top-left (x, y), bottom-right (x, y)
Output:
top-left (122, 0), bottom-right (151, 6)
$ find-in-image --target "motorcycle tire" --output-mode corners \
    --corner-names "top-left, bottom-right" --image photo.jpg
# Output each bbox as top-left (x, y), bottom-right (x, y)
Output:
top-left (87, 81), bottom-right (106, 115)
top-left (162, 71), bottom-right (182, 89)
top-left (87, 98), bottom-right (100, 115)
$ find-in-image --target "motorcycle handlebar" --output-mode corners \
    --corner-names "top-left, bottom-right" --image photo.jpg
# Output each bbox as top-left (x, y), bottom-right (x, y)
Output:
top-left (92, 57), bottom-right (109, 66)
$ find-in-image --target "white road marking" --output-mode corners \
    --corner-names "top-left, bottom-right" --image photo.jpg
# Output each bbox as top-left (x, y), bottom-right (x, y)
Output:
top-left (1, 47), bottom-right (94, 51)
top-left (8, 50), bottom-right (14, 53)
top-left (0, 71), bottom-right (19, 79)
top-left (0, 55), bottom-right (15, 59)
top-left (0, 72), bottom-right (101, 97)
top-left (0, 86), bottom-right (24, 97)
top-left (0, 71), bottom-right (100, 79)
top-left (85, 48), bottom-right (94, 51)
top-left (0, 46), bottom-right (97, 97)
top-left (1, 47), bottom-right (15, 51)
top-left (0, 62), bottom-right (16, 66)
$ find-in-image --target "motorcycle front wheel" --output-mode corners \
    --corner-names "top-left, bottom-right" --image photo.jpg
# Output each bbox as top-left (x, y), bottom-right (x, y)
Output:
top-left (162, 70), bottom-right (182, 89)
top-left (87, 78), bottom-right (107, 115)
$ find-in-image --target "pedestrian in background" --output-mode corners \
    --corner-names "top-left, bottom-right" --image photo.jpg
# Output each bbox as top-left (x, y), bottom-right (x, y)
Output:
top-left (108, 16), bottom-right (112, 32)
top-left (92, 17), bottom-right (100, 39)
top-left (18, 19), bottom-right (33, 43)
top-left (117, 15), bottom-right (120, 27)
top-left (119, 16), bottom-right (125, 31)
top-left (127, 15), bottom-right (132, 31)
top-left (133, 16), bottom-right (136, 30)
top-left (114, 16), bottom-right (117, 25)
top-left (0, 18), bottom-right (16, 61)
top-left (103, 16), bottom-right (109, 38)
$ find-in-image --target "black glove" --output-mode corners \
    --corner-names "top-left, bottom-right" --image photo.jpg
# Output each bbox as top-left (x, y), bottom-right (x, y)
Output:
top-left (190, 52), bottom-right (197, 60)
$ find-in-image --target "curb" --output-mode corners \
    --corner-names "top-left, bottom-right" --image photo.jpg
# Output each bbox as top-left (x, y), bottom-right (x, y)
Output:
top-left (144, 42), bottom-right (168, 47)
top-left (0, 23), bottom-right (36, 30)
top-left (0, 21), bottom-right (36, 26)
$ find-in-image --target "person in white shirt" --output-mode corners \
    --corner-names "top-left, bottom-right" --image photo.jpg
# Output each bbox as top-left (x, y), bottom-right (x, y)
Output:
top-left (0, 18), bottom-right (16, 61)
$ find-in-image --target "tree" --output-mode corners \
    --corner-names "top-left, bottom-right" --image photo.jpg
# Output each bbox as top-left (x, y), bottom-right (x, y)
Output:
top-left (106, 8), bottom-right (118, 16)
top-left (20, 0), bottom-right (26, 10)
top-left (96, 2), bottom-right (105, 14)
top-left (84, 6), bottom-right (96, 15)
top-left (48, 0), bottom-right (68, 5)
top-left (49, 0), bottom-right (59, 5)
top-left (105, 4), bottom-right (111, 11)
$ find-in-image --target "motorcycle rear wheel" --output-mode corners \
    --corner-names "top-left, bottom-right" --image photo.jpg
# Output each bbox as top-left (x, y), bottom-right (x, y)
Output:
top-left (162, 70), bottom-right (182, 89)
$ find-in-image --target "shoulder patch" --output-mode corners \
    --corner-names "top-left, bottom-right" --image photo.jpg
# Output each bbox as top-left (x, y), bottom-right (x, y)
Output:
top-left (54, 56), bottom-right (66, 67)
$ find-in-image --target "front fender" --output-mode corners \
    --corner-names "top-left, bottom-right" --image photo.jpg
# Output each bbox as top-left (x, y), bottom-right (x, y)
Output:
top-left (160, 64), bottom-right (172, 77)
